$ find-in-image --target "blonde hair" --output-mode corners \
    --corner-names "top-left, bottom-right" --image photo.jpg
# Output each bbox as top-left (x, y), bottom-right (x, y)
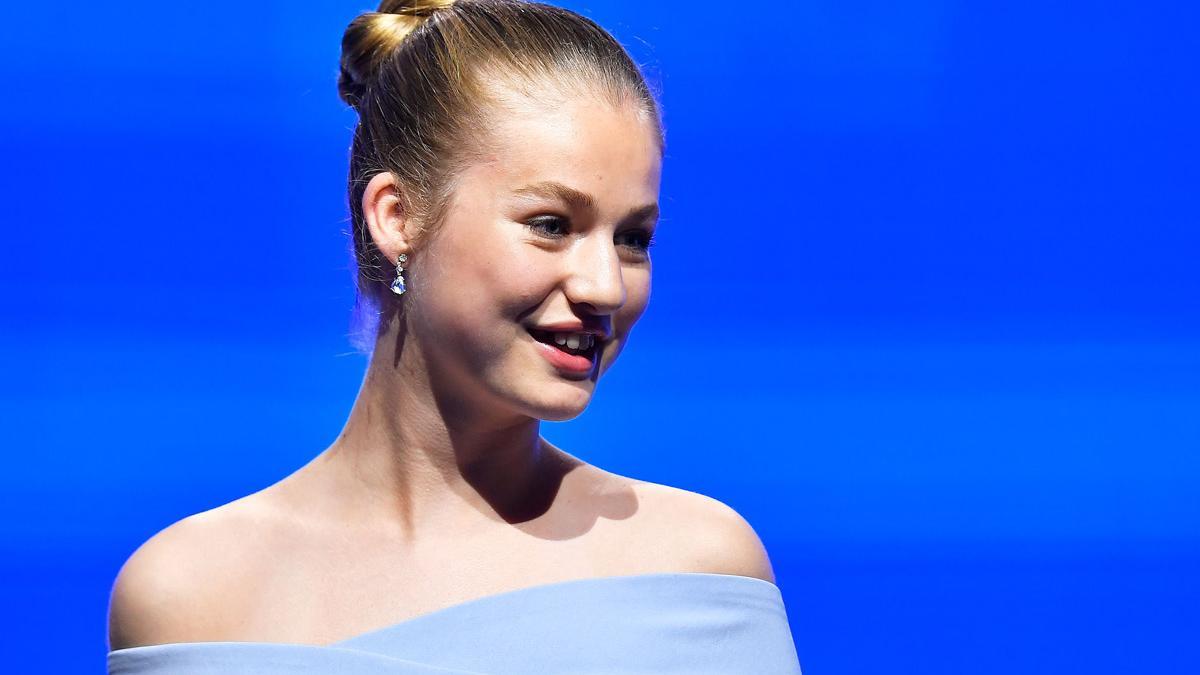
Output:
top-left (338, 0), bottom-right (663, 350)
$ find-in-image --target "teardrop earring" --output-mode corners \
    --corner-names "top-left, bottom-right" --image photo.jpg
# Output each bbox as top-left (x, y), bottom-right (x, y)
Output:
top-left (389, 253), bottom-right (408, 296)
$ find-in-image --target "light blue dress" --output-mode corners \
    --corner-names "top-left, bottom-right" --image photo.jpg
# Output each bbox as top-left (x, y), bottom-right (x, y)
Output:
top-left (108, 572), bottom-right (802, 674)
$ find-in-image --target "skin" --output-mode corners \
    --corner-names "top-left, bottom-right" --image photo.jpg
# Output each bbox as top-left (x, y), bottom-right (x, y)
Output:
top-left (106, 84), bottom-right (775, 650)
top-left (316, 83), bottom-right (662, 540)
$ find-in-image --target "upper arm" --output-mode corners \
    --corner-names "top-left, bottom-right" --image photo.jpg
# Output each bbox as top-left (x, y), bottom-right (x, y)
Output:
top-left (107, 517), bottom-right (223, 650)
top-left (639, 484), bottom-right (777, 584)
top-left (687, 494), bottom-right (777, 584)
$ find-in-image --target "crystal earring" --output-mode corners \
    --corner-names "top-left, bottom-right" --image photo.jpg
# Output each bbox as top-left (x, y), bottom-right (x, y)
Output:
top-left (389, 253), bottom-right (408, 296)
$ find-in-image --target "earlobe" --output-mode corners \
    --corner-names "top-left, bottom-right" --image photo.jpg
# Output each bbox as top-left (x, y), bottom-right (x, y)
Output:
top-left (362, 172), bottom-right (413, 262)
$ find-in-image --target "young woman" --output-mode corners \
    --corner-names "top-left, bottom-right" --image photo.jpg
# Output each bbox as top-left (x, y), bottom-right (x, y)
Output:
top-left (107, 1), bottom-right (802, 672)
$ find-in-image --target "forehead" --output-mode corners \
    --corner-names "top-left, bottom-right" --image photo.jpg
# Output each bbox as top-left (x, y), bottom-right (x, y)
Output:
top-left (460, 84), bottom-right (662, 211)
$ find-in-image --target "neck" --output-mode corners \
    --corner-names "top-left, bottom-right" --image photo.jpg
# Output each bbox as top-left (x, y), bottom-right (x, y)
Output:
top-left (303, 315), bottom-right (566, 541)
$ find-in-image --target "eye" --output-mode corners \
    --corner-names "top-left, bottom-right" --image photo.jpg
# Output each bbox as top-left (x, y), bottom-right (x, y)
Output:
top-left (616, 228), bottom-right (656, 254)
top-left (524, 215), bottom-right (656, 257)
top-left (524, 215), bottom-right (569, 239)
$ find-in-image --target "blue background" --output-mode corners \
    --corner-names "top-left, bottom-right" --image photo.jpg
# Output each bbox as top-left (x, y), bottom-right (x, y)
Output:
top-left (2, 1), bottom-right (1198, 672)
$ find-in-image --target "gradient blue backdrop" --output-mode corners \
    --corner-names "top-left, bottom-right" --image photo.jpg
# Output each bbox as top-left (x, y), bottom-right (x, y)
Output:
top-left (2, 1), bottom-right (1197, 672)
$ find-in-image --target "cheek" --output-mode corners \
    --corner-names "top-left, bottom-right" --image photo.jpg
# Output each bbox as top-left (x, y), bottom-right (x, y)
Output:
top-left (599, 271), bottom-right (649, 378)
top-left (420, 231), bottom-right (547, 338)
top-left (405, 234), bottom-right (499, 336)
top-left (618, 268), bottom-right (652, 329)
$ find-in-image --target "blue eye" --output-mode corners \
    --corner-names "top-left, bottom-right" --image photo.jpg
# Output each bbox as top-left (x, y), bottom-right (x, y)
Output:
top-left (524, 216), bottom-right (655, 257)
top-left (525, 216), bottom-right (568, 238)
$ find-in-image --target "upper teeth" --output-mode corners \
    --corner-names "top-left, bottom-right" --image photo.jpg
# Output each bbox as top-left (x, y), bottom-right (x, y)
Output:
top-left (553, 333), bottom-right (593, 350)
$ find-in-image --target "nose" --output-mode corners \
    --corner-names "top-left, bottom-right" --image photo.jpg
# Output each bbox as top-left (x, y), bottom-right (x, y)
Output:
top-left (563, 235), bottom-right (626, 315)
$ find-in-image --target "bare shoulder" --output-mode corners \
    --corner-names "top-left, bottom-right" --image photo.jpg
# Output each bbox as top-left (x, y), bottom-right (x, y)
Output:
top-left (605, 472), bottom-right (777, 584)
top-left (107, 493), bottom-right (281, 650)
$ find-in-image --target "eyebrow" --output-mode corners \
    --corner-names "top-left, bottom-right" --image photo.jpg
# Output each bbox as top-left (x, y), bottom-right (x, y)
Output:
top-left (512, 180), bottom-right (659, 225)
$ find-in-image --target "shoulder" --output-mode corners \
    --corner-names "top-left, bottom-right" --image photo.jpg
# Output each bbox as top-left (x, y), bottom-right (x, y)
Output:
top-left (618, 476), bottom-right (778, 584)
top-left (107, 494), bottom-right (282, 650)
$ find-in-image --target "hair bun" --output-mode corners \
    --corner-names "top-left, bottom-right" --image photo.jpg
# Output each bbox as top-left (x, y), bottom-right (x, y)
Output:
top-left (338, 0), bottom-right (458, 109)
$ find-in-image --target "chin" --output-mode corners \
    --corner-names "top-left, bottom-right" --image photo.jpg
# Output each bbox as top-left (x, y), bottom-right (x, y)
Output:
top-left (527, 384), bottom-right (594, 421)
top-left (538, 408), bottom-right (586, 422)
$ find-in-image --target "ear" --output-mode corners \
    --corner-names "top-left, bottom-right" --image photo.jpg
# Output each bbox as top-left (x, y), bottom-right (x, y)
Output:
top-left (362, 172), bottom-right (416, 264)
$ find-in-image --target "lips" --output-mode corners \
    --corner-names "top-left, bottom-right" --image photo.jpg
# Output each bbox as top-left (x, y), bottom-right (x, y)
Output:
top-left (527, 328), bottom-right (597, 357)
top-left (527, 323), bottom-right (612, 341)
top-left (526, 327), bottom-right (598, 375)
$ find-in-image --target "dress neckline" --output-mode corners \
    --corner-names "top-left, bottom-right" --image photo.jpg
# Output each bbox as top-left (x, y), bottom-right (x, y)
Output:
top-left (108, 571), bottom-right (781, 655)
top-left (334, 571), bottom-right (779, 646)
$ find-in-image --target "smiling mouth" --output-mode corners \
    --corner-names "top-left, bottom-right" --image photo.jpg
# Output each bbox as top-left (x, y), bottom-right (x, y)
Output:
top-left (527, 328), bottom-right (599, 359)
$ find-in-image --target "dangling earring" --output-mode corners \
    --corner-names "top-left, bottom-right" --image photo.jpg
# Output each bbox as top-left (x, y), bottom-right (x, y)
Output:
top-left (389, 253), bottom-right (408, 296)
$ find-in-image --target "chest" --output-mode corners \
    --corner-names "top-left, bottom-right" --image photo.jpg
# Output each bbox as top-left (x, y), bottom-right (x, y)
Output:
top-left (230, 521), bottom-right (658, 646)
